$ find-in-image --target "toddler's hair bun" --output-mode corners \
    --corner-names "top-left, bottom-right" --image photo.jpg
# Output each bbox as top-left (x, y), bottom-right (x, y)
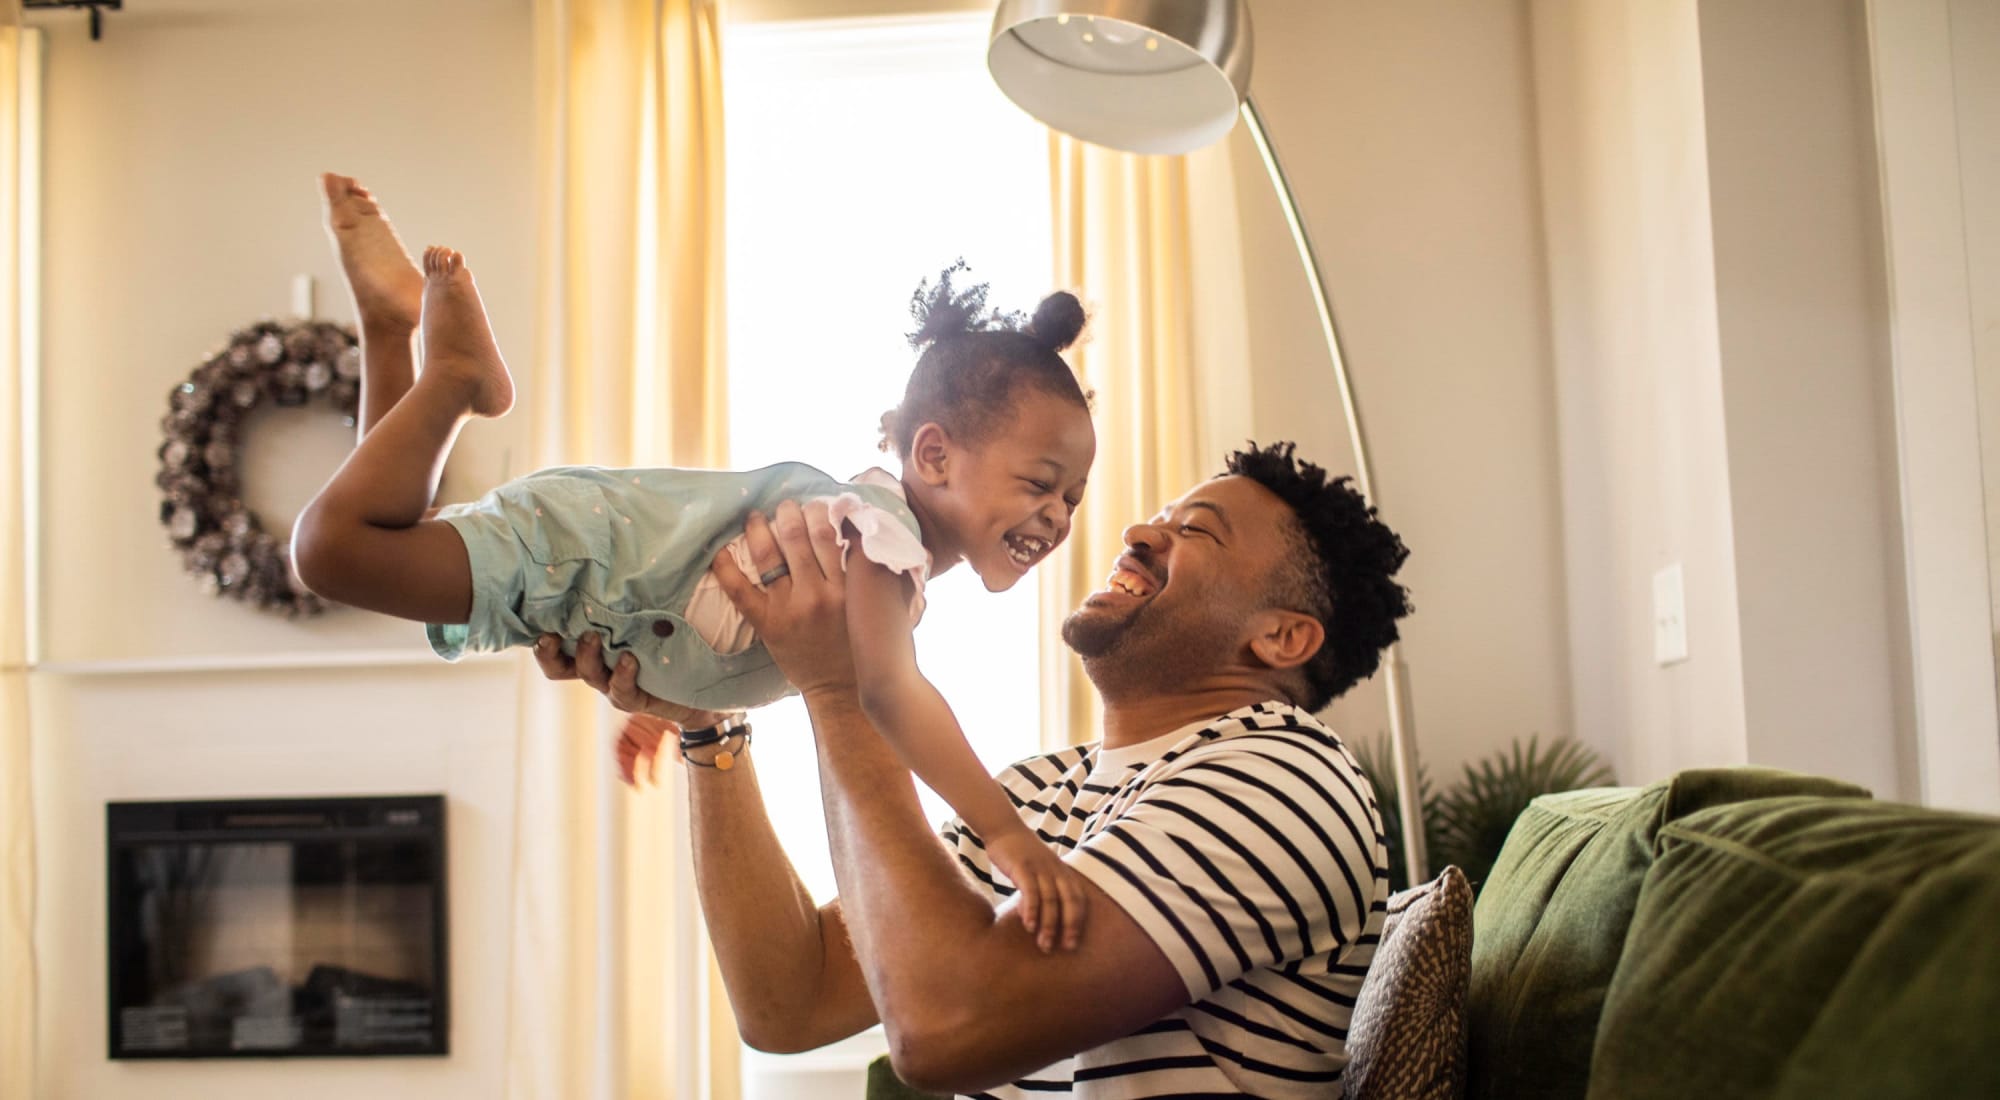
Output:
top-left (1028, 291), bottom-right (1086, 353)
top-left (906, 258), bottom-right (1025, 350)
top-left (883, 262), bottom-right (1094, 460)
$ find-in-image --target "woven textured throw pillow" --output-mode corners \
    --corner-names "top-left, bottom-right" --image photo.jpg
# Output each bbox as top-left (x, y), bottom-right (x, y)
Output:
top-left (1346, 865), bottom-right (1474, 1100)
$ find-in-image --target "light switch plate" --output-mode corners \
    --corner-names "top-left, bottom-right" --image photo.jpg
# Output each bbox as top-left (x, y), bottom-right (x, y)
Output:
top-left (1653, 563), bottom-right (1688, 666)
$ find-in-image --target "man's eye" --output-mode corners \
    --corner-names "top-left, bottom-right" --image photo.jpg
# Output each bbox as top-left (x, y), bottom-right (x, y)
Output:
top-left (1179, 524), bottom-right (1211, 538)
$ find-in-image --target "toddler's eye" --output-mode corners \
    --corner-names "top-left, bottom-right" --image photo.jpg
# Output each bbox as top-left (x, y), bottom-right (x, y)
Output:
top-left (1026, 479), bottom-right (1054, 494)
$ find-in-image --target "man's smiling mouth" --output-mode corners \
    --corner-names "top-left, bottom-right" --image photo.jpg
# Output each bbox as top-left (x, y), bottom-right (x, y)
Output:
top-left (1095, 556), bottom-right (1162, 600)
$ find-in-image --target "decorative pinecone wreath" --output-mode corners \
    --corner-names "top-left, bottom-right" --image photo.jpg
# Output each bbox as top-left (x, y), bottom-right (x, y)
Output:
top-left (156, 319), bottom-right (362, 618)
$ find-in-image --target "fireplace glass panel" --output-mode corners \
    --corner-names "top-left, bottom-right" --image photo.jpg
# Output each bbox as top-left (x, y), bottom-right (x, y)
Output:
top-left (107, 796), bottom-right (447, 1058)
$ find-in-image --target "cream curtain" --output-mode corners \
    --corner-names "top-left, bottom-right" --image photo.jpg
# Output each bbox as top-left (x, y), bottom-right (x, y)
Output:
top-left (0, 9), bottom-right (37, 1100)
top-left (1040, 137), bottom-right (1210, 748)
top-left (507, 2), bottom-right (734, 1098)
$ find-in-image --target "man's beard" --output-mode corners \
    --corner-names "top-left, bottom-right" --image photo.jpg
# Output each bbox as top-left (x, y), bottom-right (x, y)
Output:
top-left (1062, 598), bottom-right (1234, 701)
top-left (1060, 601), bottom-right (1137, 660)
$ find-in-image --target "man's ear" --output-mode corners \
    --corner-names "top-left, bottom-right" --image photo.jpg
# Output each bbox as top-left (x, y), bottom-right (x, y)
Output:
top-left (1247, 609), bottom-right (1326, 673)
top-left (908, 422), bottom-right (953, 488)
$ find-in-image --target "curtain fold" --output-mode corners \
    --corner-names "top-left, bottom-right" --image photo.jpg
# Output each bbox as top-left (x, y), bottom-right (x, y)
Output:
top-left (507, 2), bottom-right (734, 1098)
top-left (1041, 136), bottom-right (1207, 748)
top-left (1, 9), bottom-right (37, 1099)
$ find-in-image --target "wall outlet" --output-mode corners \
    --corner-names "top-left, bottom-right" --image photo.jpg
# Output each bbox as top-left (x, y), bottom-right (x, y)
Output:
top-left (1653, 563), bottom-right (1688, 666)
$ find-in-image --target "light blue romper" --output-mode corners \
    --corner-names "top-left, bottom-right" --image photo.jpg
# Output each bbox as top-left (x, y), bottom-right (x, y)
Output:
top-left (427, 461), bottom-right (923, 712)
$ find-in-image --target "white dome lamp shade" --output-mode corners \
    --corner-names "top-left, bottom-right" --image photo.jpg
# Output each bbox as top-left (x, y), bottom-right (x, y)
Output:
top-left (986, 0), bottom-right (1252, 156)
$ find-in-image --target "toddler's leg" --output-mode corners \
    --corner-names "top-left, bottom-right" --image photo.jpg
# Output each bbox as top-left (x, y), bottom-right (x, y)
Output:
top-left (292, 247), bottom-right (516, 623)
top-left (320, 173), bottom-right (424, 438)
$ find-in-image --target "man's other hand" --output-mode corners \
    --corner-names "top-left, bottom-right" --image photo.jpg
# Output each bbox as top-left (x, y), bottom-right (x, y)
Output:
top-left (531, 631), bottom-right (729, 728)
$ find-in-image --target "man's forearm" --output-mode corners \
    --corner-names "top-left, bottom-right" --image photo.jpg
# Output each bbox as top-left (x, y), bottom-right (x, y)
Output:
top-left (805, 688), bottom-right (1189, 1093)
top-left (804, 690), bottom-right (1039, 1072)
top-left (687, 750), bottom-right (876, 1051)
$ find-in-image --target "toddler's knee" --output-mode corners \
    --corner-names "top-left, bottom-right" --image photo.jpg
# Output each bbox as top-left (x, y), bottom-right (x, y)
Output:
top-left (288, 503), bottom-right (342, 599)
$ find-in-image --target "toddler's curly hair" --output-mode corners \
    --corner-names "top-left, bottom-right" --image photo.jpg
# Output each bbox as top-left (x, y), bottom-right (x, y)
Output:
top-left (879, 260), bottom-right (1092, 456)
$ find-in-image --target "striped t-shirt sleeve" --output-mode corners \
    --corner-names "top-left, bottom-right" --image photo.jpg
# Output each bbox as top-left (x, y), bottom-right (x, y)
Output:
top-left (1069, 739), bottom-right (1380, 998)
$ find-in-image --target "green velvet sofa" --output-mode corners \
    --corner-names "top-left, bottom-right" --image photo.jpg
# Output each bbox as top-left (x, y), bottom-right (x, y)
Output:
top-left (1468, 768), bottom-right (2000, 1100)
top-left (871, 767), bottom-right (2000, 1099)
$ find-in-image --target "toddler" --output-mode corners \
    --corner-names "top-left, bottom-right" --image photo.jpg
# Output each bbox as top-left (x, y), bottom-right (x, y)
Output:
top-left (295, 175), bottom-right (1097, 947)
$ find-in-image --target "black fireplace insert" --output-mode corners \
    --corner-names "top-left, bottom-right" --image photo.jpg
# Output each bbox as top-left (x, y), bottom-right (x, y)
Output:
top-left (106, 795), bottom-right (448, 1058)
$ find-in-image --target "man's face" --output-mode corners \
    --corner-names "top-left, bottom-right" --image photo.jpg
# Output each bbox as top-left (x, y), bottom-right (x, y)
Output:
top-left (1061, 475), bottom-right (1302, 690)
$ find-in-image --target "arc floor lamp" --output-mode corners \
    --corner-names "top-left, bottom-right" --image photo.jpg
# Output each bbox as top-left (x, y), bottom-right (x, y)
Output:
top-left (988, 0), bottom-right (1427, 885)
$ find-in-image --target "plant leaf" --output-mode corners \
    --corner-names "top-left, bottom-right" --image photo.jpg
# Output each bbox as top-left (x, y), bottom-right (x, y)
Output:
top-left (1431, 735), bottom-right (1614, 893)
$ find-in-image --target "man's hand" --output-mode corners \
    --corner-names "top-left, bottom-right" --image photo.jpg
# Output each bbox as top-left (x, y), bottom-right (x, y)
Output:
top-left (712, 500), bottom-right (858, 699)
top-left (531, 630), bottom-right (729, 728)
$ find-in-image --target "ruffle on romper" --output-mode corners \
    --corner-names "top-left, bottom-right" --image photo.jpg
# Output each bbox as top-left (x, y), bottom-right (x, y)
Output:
top-left (683, 491), bottom-right (930, 655)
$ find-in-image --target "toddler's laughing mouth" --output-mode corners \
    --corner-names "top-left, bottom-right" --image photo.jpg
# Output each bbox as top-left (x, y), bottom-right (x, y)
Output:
top-left (1005, 532), bottom-right (1052, 569)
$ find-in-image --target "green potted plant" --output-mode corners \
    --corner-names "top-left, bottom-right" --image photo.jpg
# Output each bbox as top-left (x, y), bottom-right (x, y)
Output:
top-left (1353, 733), bottom-right (1613, 893)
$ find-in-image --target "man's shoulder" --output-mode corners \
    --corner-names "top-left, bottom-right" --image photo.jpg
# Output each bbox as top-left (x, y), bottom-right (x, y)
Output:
top-left (994, 743), bottom-right (1095, 796)
top-left (1207, 700), bottom-right (1343, 742)
top-left (997, 703), bottom-right (1362, 789)
top-left (1155, 702), bottom-right (1357, 775)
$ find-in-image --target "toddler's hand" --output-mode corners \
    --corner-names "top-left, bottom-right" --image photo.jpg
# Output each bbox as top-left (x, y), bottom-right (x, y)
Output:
top-left (987, 828), bottom-right (1090, 954)
top-left (614, 712), bottom-right (678, 787)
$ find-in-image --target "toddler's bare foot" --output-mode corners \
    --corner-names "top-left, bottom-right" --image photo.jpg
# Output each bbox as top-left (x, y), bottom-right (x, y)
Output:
top-left (420, 246), bottom-right (515, 418)
top-left (321, 172), bottom-right (423, 332)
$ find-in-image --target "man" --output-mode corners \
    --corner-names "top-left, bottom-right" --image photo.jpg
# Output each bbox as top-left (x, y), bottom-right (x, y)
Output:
top-left (542, 441), bottom-right (1412, 1098)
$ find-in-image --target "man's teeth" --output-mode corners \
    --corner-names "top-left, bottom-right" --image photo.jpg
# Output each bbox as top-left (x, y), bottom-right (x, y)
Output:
top-left (1006, 535), bottom-right (1050, 566)
top-left (1105, 569), bottom-right (1155, 597)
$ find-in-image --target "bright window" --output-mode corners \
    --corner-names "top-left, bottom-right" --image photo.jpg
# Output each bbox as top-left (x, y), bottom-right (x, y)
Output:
top-left (723, 13), bottom-right (1054, 905)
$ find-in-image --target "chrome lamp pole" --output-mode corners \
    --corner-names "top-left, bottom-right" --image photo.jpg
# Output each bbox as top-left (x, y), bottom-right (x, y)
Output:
top-left (988, 0), bottom-right (1428, 886)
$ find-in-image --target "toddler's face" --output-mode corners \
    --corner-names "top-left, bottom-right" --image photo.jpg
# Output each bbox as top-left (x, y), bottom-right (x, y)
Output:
top-left (936, 389), bottom-right (1096, 592)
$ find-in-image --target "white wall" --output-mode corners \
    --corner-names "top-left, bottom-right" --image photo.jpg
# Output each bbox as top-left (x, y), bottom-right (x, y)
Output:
top-left (29, 1), bottom-right (535, 1096)
top-left (1698, 0), bottom-right (1905, 794)
top-left (1225, 0), bottom-right (1576, 783)
top-left (34, 0), bottom-right (533, 666)
top-left (1530, 0), bottom-right (1914, 797)
top-left (1958, 0), bottom-right (2000, 685)
top-left (1867, 0), bottom-right (2000, 811)
top-left (1529, 0), bottom-right (1749, 786)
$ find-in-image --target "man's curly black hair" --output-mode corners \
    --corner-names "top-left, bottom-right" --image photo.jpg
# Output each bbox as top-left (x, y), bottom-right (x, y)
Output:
top-left (879, 260), bottom-right (1092, 456)
top-left (1226, 441), bottom-right (1412, 711)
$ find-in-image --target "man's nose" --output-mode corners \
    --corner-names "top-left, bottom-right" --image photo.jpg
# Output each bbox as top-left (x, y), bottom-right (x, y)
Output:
top-left (1122, 522), bottom-right (1167, 553)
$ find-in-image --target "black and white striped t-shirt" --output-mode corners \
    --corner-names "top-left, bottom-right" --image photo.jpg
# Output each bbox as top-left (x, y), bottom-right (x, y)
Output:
top-left (940, 701), bottom-right (1389, 1099)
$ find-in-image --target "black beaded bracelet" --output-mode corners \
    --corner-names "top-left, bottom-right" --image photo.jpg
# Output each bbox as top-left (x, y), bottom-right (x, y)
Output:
top-left (679, 714), bottom-right (748, 750)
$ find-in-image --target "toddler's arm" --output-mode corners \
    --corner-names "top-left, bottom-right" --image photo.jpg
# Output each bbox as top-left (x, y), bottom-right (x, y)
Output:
top-left (843, 555), bottom-right (1088, 953)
